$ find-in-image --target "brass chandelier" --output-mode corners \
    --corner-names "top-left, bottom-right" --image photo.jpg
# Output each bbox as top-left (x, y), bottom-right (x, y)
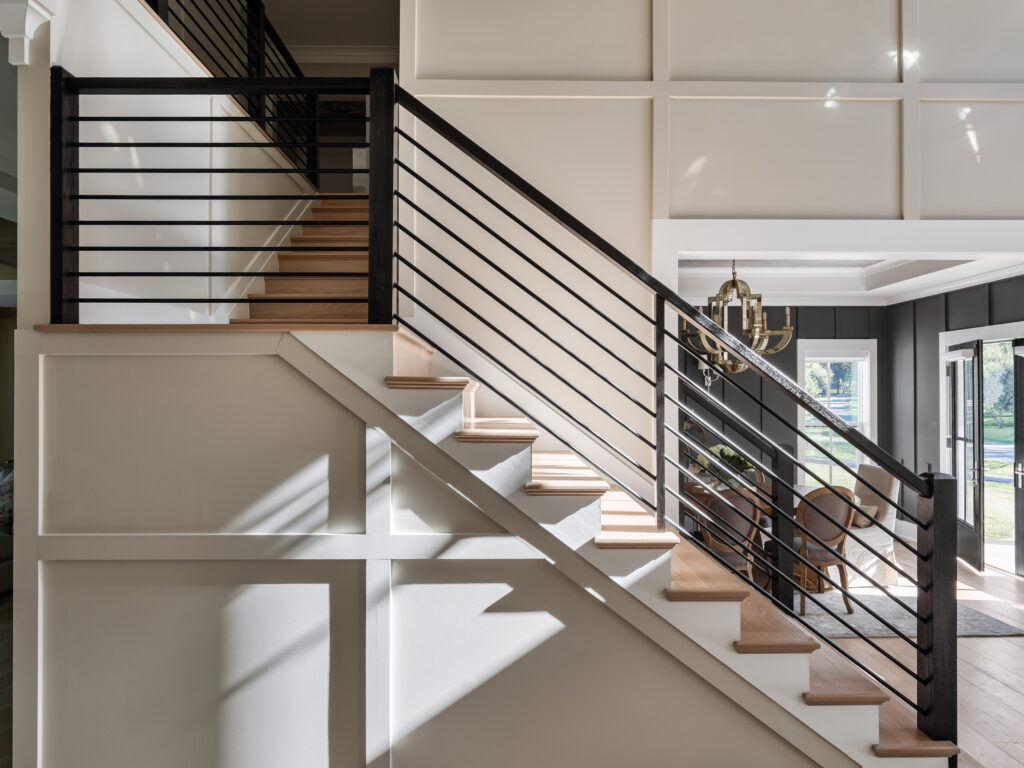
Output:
top-left (682, 260), bottom-right (794, 375)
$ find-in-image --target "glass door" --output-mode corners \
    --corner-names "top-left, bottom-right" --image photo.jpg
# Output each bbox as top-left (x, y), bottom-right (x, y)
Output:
top-left (1013, 340), bottom-right (1024, 576)
top-left (948, 340), bottom-right (984, 570)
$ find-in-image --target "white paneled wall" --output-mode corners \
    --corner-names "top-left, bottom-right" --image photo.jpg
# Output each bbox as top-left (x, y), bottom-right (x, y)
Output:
top-left (668, 98), bottom-right (901, 218)
top-left (415, 0), bottom-right (652, 81)
top-left (404, 0), bottom-right (1024, 261)
top-left (667, 0), bottom-right (900, 83)
top-left (919, 0), bottom-right (1024, 83)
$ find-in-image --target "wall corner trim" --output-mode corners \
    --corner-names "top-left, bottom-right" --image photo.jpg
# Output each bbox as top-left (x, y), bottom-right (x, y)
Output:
top-left (0, 0), bottom-right (54, 65)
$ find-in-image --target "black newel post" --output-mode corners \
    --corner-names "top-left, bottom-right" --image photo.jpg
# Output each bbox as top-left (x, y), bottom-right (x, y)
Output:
top-left (917, 473), bottom-right (958, 746)
top-left (770, 444), bottom-right (796, 608)
top-left (50, 67), bottom-right (78, 324)
top-left (367, 68), bottom-right (396, 325)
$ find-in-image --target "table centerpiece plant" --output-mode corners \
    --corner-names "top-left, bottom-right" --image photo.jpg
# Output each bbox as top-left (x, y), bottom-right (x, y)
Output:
top-left (696, 443), bottom-right (755, 490)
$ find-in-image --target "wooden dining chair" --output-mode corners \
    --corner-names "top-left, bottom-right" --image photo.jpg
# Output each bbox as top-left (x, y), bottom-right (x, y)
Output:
top-left (697, 486), bottom-right (766, 583)
top-left (795, 486), bottom-right (857, 615)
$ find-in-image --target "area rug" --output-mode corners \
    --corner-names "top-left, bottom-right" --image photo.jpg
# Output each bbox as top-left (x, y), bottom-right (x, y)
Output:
top-left (798, 592), bottom-right (1024, 638)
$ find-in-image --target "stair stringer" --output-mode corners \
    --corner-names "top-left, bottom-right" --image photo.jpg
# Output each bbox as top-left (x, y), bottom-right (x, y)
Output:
top-left (279, 331), bottom-right (943, 768)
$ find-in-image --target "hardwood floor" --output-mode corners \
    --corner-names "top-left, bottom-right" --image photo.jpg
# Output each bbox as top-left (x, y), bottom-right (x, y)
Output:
top-left (0, 594), bottom-right (9, 768)
top-left (840, 553), bottom-right (1024, 767)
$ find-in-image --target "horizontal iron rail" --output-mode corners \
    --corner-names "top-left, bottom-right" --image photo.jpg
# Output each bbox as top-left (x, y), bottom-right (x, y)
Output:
top-left (394, 129), bottom-right (653, 327)
top-left (664, 485), bottom-right (924, 685)
top-left (666, 326), bottom-right (916, 523)
top-left (664, 438), bottom-right (924, 599)
top-left (396, 85), bottom-right (928, 499)
top-left (73, 194), bottom-right (367, 200)
top-left (74, 220), bottom-right (368, 226)
top-left (71, 167), bottom-right (366, 174)
top-left (72, 141), bottom-right (369, 148)
top-left (395, 284), bottom-right (657, 481)
top-left (396, 239), bottom-right (655, 418)
top-left (666, 461), bottom-right (924, 647)
top-left (396, 316), bottom-right (657, 513)
top-left (396, 222), bottom-right (655, 388)
top-left (394, 178), bottom-right (655, 356)
top-left (664, 392), bottom-right (925, 576)
top-left (664, 374), bottom-right (926, 563)
top-left (70, 271), bottom-right (367, 278)
top-left (71, 115), bottom-right (368, 122)
top-left (68, 246), bottom-right (367, 252)
top-left (67, 77), bottom-right (369, 94)
top-left (395, 193), bottom-right (655, 360)
top-left (69, 297), bottom-right (367, 303)
top-left (168, 8), bottom-right (247, 79)
top-left (396, 254), bottom-right (657, 452)
top-left (665, 353), bottom-right (923, 532)
top-left (665, 515), bottom-right (921, 709)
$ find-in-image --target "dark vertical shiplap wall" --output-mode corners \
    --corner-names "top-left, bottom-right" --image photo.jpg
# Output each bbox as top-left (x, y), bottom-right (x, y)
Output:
top-left (883, 272), bottom-right (1024, 511)
top-left (679, 306), bottom-right (884, 465)
top-left (677, 276), bottom-right (1022, 512)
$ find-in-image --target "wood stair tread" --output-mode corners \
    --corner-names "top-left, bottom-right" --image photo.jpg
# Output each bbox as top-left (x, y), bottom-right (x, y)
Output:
top-left (594, 530), bottom-right (679, 549)
top-left (872, 701), bottom-right (959, 758)
top-left (246, 292), bottom-right (369, 299)
top-left (734, 593), bottom-right (820, 654)
top-left (665, 537), bottom-right (750, 602)
top-left (385, 376), bottom-right (479, 390)
top-left (456, 418), bottom-right (539, 443)
top-left (601, 512), bottom-right (661, 532)
top-left (228, 319), bottom-right (372, 326)
top-left (803, 647), bottom-right (890, 706)
top-left (527, 450), bottom-right (610, 496)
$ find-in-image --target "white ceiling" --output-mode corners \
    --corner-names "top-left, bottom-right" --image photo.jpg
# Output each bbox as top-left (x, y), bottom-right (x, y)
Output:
top-left (658, 219), bottom-right (1024, 306)
top-left (261, 0), bottom-right (399, 47)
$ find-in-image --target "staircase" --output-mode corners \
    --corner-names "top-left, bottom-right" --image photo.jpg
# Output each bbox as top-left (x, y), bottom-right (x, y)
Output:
top-left (371, 370), bottom-right (960, 764)
top-left (51, 60), bottom-right (963, 766)
top-left (231, 195), bottom-right (371, 325)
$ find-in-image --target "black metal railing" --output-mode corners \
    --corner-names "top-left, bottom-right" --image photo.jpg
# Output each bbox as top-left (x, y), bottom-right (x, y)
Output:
top-left (50, 70), bottom-right (372, 324)
top-left (381, 78), bottom-right (958, 752)
top-left (48, 59), bottom-right (958, 754)
top-left (146, 0), bottom-right (319, 174)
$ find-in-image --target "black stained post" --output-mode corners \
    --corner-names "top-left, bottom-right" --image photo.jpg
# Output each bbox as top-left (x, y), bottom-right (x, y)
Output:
top-left (770, 444), bottom-right (795, 608)
top-left (367, 68), bottom-right (396, 325)
top-left (917, 472), bottom-right (958, 747)
top-left (50, 67), bottom-right (79, 324)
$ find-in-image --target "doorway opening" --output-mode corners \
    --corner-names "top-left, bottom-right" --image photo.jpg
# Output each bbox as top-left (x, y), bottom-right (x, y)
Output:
top-left (982, 341), bottom-right (1015, 572)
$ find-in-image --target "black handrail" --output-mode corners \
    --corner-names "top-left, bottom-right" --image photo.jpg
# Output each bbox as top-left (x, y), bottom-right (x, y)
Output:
top-left (390, 76), bottom-right (958, 751)
top-left (394, 86), bottom-right (928, 499)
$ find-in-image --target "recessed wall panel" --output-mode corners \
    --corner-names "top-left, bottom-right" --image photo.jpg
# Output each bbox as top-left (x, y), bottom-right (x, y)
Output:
top-left (43, 355), bottom-right (365, 533)
top-left (422, 97), bottom-right (653, 263)
top-left (921, 102), bottom-right (1024, 218)
top-left (669, 99), bottom-right (901, 218)
top-left (920, 0), bottom-right (1024, 82)
top-left (668, 0), bottom-right (899, 82)
top-left (42, 561), bottom-right (364, 768)
top-left (415, 0), bottom-right (651, 81)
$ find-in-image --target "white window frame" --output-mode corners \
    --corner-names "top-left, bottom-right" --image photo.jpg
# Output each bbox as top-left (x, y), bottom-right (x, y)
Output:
top-left (796, 338), bottom-right (878, 485)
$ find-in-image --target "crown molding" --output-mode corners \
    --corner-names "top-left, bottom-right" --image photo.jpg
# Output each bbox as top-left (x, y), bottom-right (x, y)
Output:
top-left (0, 0), bottom-right (54, 65)
top-left (290, 44), bottom-right (399, 65)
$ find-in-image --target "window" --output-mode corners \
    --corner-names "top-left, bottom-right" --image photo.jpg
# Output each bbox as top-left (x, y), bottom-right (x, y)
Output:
top-left (797, 340), bottom-right (877, 487)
